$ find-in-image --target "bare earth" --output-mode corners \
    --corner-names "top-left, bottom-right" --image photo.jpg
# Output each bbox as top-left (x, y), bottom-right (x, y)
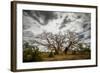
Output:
top-left (42, 52), bottom-right (91, 61)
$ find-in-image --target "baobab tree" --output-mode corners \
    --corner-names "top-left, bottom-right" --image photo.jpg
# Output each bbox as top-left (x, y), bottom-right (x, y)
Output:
top-left (35, 31), bottom-right (67, 55)
top-left (35, 30), bottom-right (81, 55)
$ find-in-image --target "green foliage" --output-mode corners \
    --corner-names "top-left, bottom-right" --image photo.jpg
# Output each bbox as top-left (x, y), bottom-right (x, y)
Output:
top-left (78, 43), bottom-right (84, 50)
top-left (83, 48), bottom-right (91, 52)
top-left (23, 44), bottom-right (43, 62)
top-left (31, 48), bottom-right (43, 61)
top-left (48, 51), bottom-right (54, 57)
top-left (72, 50), bottom-right (76, 55)
top-left (78, 43), bottom-right (91, 52)
top-left (23, 48), bottom-right (33, 62)
top-left (23, 42), bottom-right (29, 49)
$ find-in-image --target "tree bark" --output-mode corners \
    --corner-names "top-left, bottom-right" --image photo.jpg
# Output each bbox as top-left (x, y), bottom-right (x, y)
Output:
top-left (64, 41), bottom-right (72, 54)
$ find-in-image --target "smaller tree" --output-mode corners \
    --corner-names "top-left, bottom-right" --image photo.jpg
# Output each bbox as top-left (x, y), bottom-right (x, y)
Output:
top-left (78, 43), bottom-right (90, 53)
top-left (64, 31), bottom-right (80, 54)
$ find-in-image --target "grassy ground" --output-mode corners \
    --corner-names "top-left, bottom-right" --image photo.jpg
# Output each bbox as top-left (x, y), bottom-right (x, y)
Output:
top-left (41, 52), bottom-right (90, 61)
top-left (23, 51), bottom-right (91, 62)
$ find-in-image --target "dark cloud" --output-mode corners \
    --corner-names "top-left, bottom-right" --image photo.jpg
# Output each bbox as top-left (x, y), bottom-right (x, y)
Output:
top-left (76, 15), bottom-right (82, 19)
top-left (23, 10), bottom-right (91, 45)
top-left (23, 10), bottom-right (43, 25)
top-left (78, 34), bottom-right (84, 39)
top-left (59, 16), bottom-right (73, 29)
top-left (23, 31), bottom-right (34, 38)
top-left (23, 10), bottom-right (57, 25)
top-left (83, 23), bottom-right (88, 28)
top-left (85, 35), bottom-right (91, 40)
top-left (23, 24), bottom-right (31, 30)
top-left (38, 11), bottom-right (57, 24)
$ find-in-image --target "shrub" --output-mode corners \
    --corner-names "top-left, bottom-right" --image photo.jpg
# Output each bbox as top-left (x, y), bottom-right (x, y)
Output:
top-left (48, 51), bottom-right (54, 57)
top-left (23, 48), bottom-right (33, 62)
top-left (23, 46), bottom-right (43, 62)
top-left (83, 48), bottom-right (91, 52)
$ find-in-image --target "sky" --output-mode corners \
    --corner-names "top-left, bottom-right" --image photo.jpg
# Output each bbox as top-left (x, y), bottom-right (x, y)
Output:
top-left (23, 10), bottom-right (91, 51)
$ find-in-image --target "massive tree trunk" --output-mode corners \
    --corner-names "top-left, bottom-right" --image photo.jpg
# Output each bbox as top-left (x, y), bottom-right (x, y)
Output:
top-left (54, 49), bottom-right (59, 55)
top-left (64, 41), bottom-right (72, 54)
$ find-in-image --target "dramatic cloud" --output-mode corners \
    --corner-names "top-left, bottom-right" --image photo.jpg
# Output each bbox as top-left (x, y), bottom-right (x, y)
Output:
top-left (23, 10), bottom-right (91, 45)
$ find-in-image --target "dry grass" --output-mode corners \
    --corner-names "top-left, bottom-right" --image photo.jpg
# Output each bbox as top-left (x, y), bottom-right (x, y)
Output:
top-left (41, 52), bottom-right (91, 61)
top-left (23, 51), bottom-right (91, 62)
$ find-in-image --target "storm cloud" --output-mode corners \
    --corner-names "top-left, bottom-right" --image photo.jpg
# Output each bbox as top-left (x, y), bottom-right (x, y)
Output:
top-left (23, 10), bottom-right (91, 44)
